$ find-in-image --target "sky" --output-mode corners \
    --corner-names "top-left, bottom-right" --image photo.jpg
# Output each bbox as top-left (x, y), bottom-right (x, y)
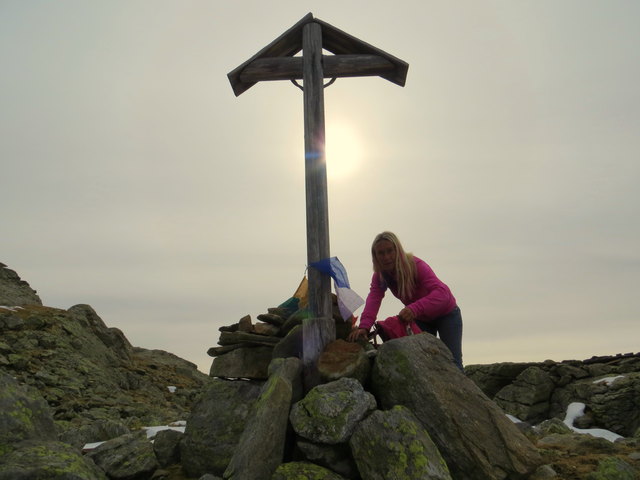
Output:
top-left (1, 1), bottom-right (639, 374)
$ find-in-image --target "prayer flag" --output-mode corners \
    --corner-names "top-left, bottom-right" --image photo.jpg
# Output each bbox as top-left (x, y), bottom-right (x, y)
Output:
top-left (309, 257), bottom-right (364, 321)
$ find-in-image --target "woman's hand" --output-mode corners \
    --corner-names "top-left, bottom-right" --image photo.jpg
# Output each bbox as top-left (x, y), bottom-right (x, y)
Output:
top-left (398, 307), bottom-right (415, 324)
top-left (348, 328), bottom-right (368, 342)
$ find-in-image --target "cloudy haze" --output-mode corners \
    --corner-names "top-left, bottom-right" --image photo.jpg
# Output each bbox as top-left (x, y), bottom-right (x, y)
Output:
top-left (2, 1), bottom-right (638, 372)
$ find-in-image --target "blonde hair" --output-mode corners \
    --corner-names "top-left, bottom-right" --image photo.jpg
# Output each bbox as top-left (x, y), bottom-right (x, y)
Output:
top-left (371, 231), bottom-right (416, 300)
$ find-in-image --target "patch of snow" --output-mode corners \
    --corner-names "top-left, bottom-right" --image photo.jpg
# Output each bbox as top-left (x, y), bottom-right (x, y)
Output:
top-left (563, 402), bottom-right (622, 442)
top-left (142, 421), bottom-right (187, 439)
top-left (0, 306), bottom-right (23, 311)
top-left (167, 386), bottom-right (177, 393)
top-left (82, 421), bottom-right (188, 450)
top-left (506, 414), bottom-right (522, 423)
top-left (593, 375), bottom-right (624, 386)
top-left (82, 441), bottom-right (105, 451)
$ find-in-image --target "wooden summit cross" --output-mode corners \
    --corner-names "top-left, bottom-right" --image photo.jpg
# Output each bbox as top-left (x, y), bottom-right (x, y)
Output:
top-left (228, 13), bottom-right (408, 386)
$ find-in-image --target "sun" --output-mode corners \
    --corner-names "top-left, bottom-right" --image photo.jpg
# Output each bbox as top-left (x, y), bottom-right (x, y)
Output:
top-left (325, 122), bottom-right (364, 181)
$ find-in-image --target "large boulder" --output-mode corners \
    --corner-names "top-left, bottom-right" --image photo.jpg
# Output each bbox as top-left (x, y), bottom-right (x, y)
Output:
top-left (465, 361), bottom-right (538, 398)
top-left (209, 345), bottom-right (273, 379)
top-left (349, 405), bottom-right (451, 480)
top-left (85, 433), bottom-right (158, 479)
top-left (295, 440), bottom-right (358, 479)
top-left (272, 461), bottom-right (346, 480)
top-left (180, 378), bottom-right (263, 478)
top-left (0, 303), bottom-right (207, 433)
top-left (289, 377), bottom-right (376, 445)
top-left (224, 358), bottom-right (301, 480)
top-left (0, 263), bottom-right (42, 306)
top-left (0, 440), bottom-right (107, 480)
top-left (317, 339), bottom-right (370, 385)
top-left (494, 366), bottom-right (556, 424)
top-left (550, 372), bottom-right (640, 437)
top-left (371, 333), bottom-right (542, 480)
top-left (0, 371), bottom-right (57, 456)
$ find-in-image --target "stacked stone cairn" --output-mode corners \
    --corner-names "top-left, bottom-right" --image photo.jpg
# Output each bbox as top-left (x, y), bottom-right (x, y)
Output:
top-left (207, 294), bottom-right (354, 381)
top-left (189, 295), bottom-right (546, 480)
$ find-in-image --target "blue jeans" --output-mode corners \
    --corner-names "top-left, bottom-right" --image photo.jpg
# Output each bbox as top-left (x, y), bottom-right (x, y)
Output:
top-left (416, 306), bottom-right (463, 371)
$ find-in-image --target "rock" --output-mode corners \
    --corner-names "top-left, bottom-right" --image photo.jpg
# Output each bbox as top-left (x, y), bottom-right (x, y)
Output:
top-left (86, 433), bottom-right (159, 479)
top-left (317, 339), bottom-right (370, 385)
top-left (465, 362), bottom-right (539, 398)
top-left (279, 308), bottom-right (310, 337)
top-left (0, 263), bottom-right (42, 306)
top-left (152, 429), bottom-right (183, 467)
top-left (209, 345), bottom-right (273, 379)
top-left (533, 418), bottom-right (573, 437)
top-left (0, 371), bottom-right (57, 456)
top-left (537, 433), bottom-right (617, 455)
top-left (494, 366), bottom-right (556, 424)
top-left (272, 324), bottom-right (303, 359)
top-left (587, 456), bottom-right (637, 480)
top-left (271, 461), bottom-right (346, 480)
top-left (224, 359), bottom-right (298, 480)
top-left (67, 304), bottom-right (133, 362)
top-left (289, 377), bottom-right (376, 445)
top-left (180, 378), bottom-right (262, 478)
top-left (257, 312), bottom-right (287, 327)
top-left (549, 372), bottom-right (640, 437)
top-left (295, 440), bottom-right (358, 479)
top-left (268, 356), bottom-right (304, 403)
top-left (371, 334), bottom-right (542, 480)
top-left (349, 405), bottom-right (452, 480)
top-left (0, 304), bottom-right (207, 432)
top-left (218, 330), bottom-right (280, 346)
top-left (529, 464), bottom-right (558, 479)
top-left (253, 322), bottom-right (280, 336)
top-left (59, 418), bottom-right (131, 449)
top-left (587, 373), bottom-right (640, 437)
top-left (0, 440), bottom-right (107, 480)
top-left (238, 314), bottom-right (252, 332)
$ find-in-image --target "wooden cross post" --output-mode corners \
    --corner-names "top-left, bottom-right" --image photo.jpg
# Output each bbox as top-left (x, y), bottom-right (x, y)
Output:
top-left (228, 13), bottom-right (408, 388)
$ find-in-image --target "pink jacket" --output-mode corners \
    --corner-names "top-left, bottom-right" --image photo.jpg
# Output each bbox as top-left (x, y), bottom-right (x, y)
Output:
top-left (358, 256), bottom-right (457, 331)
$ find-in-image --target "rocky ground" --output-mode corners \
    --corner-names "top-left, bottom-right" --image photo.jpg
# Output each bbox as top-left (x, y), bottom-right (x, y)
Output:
top-left (1, 262), bottom-right (639, 479)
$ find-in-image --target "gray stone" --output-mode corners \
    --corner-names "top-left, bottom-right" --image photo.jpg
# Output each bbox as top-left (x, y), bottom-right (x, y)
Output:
top-left (0, 371), bottom-right (57, 456)
top-left (350, 405), bottom-right (452, 480)
top-left (0, 440), bottom-right (107, 480)
top-left (317, 339), bottom-right (370, 385)
top-left (371, 334), bottom-right (542, 480)
top-left (268, 357), bottom-right (304, 403)
top-left (587, 456), bottom-right (637, 480)
top-left (86, 433), bottom-right (158, 479)
top-left (257, 312), bottom-right (287, 327)
top-left (272, 324), bottom-right (302, 359)
top-left (290, 377), bottom-right (376, 445)
top-left (153, 429), bottom-right (183, 467)
top-left (58, 418), bottom-right (131, 449)
top-left (494, 366), bottom-right (555, 424)
top-left (180, 378), bottom-right (263, 478)
top-left (224, 368), bottom-right (294, 480)
top-left (209, 345), bottom-right (273, 379)
top-left (218, 330), bottom-right (280, 346)
top-left (465, 361), bottom-right (537, 398)
top-left (271, 462), bottom-right (346, 480)
top-left (0, 263), bottom-right (42, 306)
top-left (529, 464), bottom-right (558, 479)
top-left (296, 440), bottom-right (358, 479)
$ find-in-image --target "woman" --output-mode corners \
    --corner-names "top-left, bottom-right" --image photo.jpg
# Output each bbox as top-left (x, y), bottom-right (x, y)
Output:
top-left (348, 231), bottom-right (463, 370)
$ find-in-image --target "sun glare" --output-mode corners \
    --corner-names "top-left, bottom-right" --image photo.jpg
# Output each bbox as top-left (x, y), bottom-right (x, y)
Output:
top-left (325, 122), bottom-right (364, 181)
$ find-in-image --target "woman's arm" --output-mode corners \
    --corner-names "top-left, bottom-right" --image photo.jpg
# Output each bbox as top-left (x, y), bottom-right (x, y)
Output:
top-left (356, 273), bottom-right (386, 331)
